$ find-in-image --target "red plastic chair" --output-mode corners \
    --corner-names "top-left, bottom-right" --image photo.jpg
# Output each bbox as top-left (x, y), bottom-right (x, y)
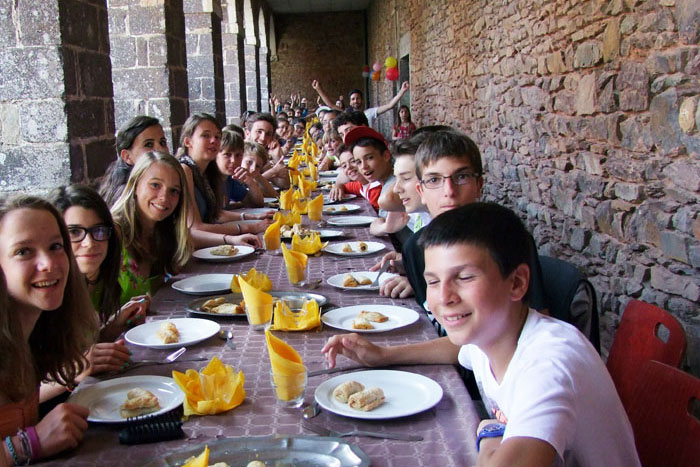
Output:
top-left (626, 360), bottom-right (700, 467)
top-left (607, 299), bottom-right (686, 412)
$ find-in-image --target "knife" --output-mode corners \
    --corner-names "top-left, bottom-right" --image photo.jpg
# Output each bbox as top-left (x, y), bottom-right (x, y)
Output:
top-left (307, 366), bottom-right (366, 377)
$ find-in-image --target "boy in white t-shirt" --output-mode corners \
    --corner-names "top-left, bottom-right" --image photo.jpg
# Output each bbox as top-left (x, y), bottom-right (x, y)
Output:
top-left (322, 203), bottom-right (639, 467)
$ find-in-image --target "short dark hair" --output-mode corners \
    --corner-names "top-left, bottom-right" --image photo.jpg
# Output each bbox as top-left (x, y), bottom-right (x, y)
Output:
top-left (332, 111), bottom-right (368, 132)
top-left (221, 129), bottom-right (244, 152)
top-left (116, 115), bottom-right (161, 153)
top-left (348, 89), bottom-right (363, 99)
top-left (223, 123), bottom-right (244, 137)
top-left (419, 202), bottom-right (532, 299)
top-left (350, 137), bottom-right (388, 155)
top-left (247, 112), bottom-right (277, 130)
top-left (414, 129), bottom-right (483, 179)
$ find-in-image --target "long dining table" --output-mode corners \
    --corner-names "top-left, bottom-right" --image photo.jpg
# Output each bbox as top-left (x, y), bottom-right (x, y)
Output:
top-left (39, 198), bottom-right (480, 466)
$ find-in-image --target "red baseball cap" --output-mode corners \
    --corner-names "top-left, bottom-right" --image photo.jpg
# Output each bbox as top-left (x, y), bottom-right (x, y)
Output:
top-left (343, 126), bottom-right (389, 148)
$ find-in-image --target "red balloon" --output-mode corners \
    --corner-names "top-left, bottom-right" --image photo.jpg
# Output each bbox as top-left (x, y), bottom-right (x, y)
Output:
top-left (362, 65), bottom-right (370, 73)
top-left (386, 67), bottom-right (399, 81)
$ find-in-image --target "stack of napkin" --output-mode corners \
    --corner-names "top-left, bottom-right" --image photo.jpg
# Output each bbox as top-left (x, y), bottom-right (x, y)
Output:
top-left (307, 193), bottom-right (324, 221)
top-left (263, 219), bottom-right (281, 251)
top-left (238, 276), bottom-right (273, 325)
top-left (230, 267), bottom-right (272, 293)
top-left (281, 244), bottom-right (308, 284)
top-left (266, 330), bottom-right (306, 401)
top-left (271, 299), bottom-right (320, 331)
top-left (172, 357), bottom-right (245, 416)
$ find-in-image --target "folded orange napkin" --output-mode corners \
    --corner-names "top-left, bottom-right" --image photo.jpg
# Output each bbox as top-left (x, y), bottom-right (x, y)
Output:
top-left (291, 232), bottom-right (326, 255)
top-left (271, 298), bottom-right (320, 331)
top-left (279, 187), bottom-right (294, 211)
top-left (281, 244), bottom-right (308, 284)
top-left (238, 276), bottom-right (273, 325)
top-left (182, 445), bottom-right (209, 467)
top-left (230, 267), bottom-right (272, 293)
top-left (309, 163), bottom-right (318, 181)
top-left (266, 330), bottom-right (306, 401)
top-left (263, 219), bottom-right (281, 251)
top-left (292, 198), bottom-right (308, 215)
top-left (172, 357), bottom-right (245, 416)
top-left (274, 210), bottom-right (301, 226)
top-left (307, 193), bottom-right (323, 221)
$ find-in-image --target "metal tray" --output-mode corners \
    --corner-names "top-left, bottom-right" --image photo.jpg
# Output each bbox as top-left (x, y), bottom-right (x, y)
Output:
top-left (187, 291), bottom-right (328, 317)
top-left (141, 436), bottom-right (369, 466)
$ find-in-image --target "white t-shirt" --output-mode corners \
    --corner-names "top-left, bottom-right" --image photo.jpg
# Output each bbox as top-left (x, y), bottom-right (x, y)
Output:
top-left (407, 211), bottom-right (431, 232)
top-left (459, 310), bottom-right (639, 467)
top-left (364, 107), bottom-right (379, 128)
top-left (377, 175), bottom-right (395, 218)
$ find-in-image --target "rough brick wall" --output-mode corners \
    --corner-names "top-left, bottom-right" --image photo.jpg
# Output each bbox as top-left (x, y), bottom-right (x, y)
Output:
top-left (270, 12), bottom-right (366, 112)
top-left (368, 0), bottom-right (700, 372)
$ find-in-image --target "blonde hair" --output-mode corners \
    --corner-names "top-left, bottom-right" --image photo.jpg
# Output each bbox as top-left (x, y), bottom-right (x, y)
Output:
top-left (243, 141), bottom-right (269, 167)
top-left (0, 195), bottom-right (97, 400)
top-left (111, 151), bottom-right (192, 274)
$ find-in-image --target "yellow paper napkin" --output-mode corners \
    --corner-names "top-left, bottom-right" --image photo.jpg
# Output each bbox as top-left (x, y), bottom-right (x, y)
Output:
top-left (172, 357), bottom-right (245, 416)
top-left (230, 267), bottom-right (272, 293)
top-left (271, 299), bottom-right (320, 331)
top-left (309, 163), bottom-right (318, 181)
top-left (182, 445), bottom-right (209, 467)
top-left (291, 232), bottom-right (326, 255)
top-left (292, 198), bottom-right (308, 215)
top-left (274, 210), bottom-right (301, 226)
top-left (279, 187), bottom-right (294, 211)
top-left (307, 193), bottom-right (323, 221)
top-left (281, 244), bottom-right (308, 284)
top-left (266, 330), bottom-right (306, 401)
top-left (263, 219), bottom-right (281, 251)
top-left (238, 276), bottom-right (273, 325)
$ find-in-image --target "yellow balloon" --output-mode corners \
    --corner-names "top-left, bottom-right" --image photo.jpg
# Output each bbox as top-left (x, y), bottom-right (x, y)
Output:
top-left (385, 56), bottom-right (397, 68)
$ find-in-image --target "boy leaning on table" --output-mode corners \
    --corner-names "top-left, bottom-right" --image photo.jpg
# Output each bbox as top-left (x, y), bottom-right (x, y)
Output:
top-left (322, 202), bottom-right (640, 467)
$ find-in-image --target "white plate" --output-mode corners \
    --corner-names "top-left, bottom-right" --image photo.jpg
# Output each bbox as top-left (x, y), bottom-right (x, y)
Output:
top-left (171, 273), bottom-right (234, 295)
top-left (326, 216), bottom-right (377, 227)
top-left (125, 318), bottom-right (220, 349)
top-left (323, 204), bottom-right (362, 215)
top-left (281, 229), bottom-right (345, 241)
top-left (315, 370), bottom-right (443, 420)
top-left (68, 375), bottom-right (185, 423)
top-left (323, 194), bottom-right (358, 205)
top-left (321, 304), bottom-right (419, 333)
top-left (187, 291), bottom-right (328, 317)
top-left (326, 271), bottom-right (398, 291)
top-left (319, 170), bottom-right (339, 177)
top-left (192, 245), bottom-right (255, 263)
top-left (323, 241), bottom-right (385, 256)
top-left (240, 208), bottom-right (277, 216)
top-left (264, 197), bottom-right (278, 204)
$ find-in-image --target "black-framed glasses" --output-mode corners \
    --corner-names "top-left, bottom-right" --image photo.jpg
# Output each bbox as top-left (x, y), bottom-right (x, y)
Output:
top-left (67, 225), bottom-right (113, 243)
top-left (420, 170), bottom-right (482, 190)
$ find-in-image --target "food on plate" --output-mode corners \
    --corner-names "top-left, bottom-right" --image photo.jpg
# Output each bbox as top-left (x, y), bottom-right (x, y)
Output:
top-left (333, 380), bottom-right (365, 403)
top-left (348, 387), bottom-right (385, 411)
top-left (326, 207), bottom-right (336, 212)
top-left (246, 461), bottom-right (265, 467)
top-left (210, 245), bottom-right (239, 256)
top-left (356, 276), bottom-right (371, 285)
top-left (358, 242), bottom-right (368, 252)
top-left (340, 206), bottom-right (348, 211)
top-left (358, 310), bottom-right (389, 322)
top-left (119, 388), bottom-right (161, 418)
top-left (352, 317), bottom-right (374, 330)
top-left (342, 274), bottom-right (358, 287)
top-left (342, 243), bottom-right (353, 253)
top-left (156, 321), bottom-right (179, 344)
top-left (200, 297), bottom-right (245, 314)
top-left (280, 223), bottom-right (316, 239)
top-left (201, 297), bottom-right (225, 310)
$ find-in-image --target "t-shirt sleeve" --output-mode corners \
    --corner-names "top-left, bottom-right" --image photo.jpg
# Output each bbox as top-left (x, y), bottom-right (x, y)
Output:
top-left (365, 185), bottom-right (381, 210)
top-left (343, 181), bottom-right (362, 195)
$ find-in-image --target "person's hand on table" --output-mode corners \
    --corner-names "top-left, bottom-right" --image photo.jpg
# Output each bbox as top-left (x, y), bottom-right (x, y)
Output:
top-left (232, 166), bottom-right (255, 186)
top-left (329, 184), bottom-right (344, 202)
top-left (84, 339), bottom-right (131, 375)
top-left (116, 294), bottom-right (149, 327)
top-left (231, 233), bottom-right (261, 248)
top-left (322, 333), bottom-right (386, 368)
top-left (379, 275), bottom-right (414, 298)
top-left (247, 210), bottom-right (275, 220)
top-left (244, 219), bottom-right (272, 234)
top-left (370, 251), bottom-right (403, 273)
top-left (35, 403), bottom-right (89, 458)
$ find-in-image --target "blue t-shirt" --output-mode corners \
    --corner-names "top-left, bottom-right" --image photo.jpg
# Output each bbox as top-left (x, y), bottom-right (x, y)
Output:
top-left (226, 177), bottom-right (249, 202)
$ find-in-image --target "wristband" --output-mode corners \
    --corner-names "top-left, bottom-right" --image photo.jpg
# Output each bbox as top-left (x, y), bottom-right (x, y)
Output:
top-left (241, 212), bottom-right (246, 220)
top-left (4, 436), bottom-right (21, 465)
top-left (476, 423), bottom-right (505, 452)
top-left (25, 427), bottom-right (40, 460)
top-left (223, 235), bottom-right (228, 245)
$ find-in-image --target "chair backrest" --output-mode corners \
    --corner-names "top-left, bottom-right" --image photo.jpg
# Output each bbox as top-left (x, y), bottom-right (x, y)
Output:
top-left (530, 255), bottom-right (600, 352)
top-left (626, 360), bottom-right (700, 467)
top-left (607, 299), bottom-right (687, 411)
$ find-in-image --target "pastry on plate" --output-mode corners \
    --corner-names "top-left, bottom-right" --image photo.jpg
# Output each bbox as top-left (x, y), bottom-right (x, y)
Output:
top-left (356, 276), bottom-right (372, 286)
top-left (212, 302), bottom-right (243, 314)
top-left (340, 206), bottom-right (348, 211)
top-left (358, 310), bottom-right (388, 322)
top-left (358, 242), bottom-right (368, 252)
top-left (119, 388), bottom-right (160, 418)
top-left (352, 317), bottom-right (374, 330)
top-left (348, 387), bottom-right (385, 411)
top-left (326, 207), bottom-right (336, 212)
top-left (333, 380), bottom-right (365, 403)
top-left (200, 297), bottom-right (226, 312)
top-left (342, 274), bottom-right (359, 287)
top-left (342, 243), bottom-right (353, 253)
top-left (156, 321), bottom-right (179, 344)
top-left (210, 245), bottom-right (238, 256)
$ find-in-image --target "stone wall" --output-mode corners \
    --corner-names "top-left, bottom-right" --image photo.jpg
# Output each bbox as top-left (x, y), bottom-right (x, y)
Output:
top-left (368, 0), bottom-right (700, 372)
top-left (269, 12), bottom-right (366, 111)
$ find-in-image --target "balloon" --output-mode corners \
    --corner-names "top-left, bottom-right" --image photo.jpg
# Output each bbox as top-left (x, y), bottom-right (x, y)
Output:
top-left (372, 61), bottom-right (382, 72)
top-left (386, 66), bottom-right (399, 81)
top-left (362, 71), bottom-right (370, 78)
top-left (362, 65), bottom-right (370, 73)
top-left (371, 71), bottom-right (380, 81)
top-left (385, 56), bottom-right (397, 68)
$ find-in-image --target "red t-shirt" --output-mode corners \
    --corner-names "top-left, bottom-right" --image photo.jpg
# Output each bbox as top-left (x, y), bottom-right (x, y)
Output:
top-left (343, 181), bottom-right (382, 210)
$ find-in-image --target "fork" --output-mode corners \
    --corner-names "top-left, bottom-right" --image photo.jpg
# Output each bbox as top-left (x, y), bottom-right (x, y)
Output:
top-left (128, 347), bottom-right (207, 369)
top-left (370, 260), bottom-right (391, 287)
top-left (303, 420), bottom-right (422, 441)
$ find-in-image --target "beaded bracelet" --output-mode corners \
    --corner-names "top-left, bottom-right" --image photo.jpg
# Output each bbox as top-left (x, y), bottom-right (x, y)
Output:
top-left (4, 436), bottom-right (21, 465)
top-left (16, 430), bottom-right (31, 464)
top-left (25, 427), bottom-right (40, 461)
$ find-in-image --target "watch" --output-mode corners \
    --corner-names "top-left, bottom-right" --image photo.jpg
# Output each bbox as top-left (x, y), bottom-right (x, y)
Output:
top-left (477, 423), bottom-right (506, 452)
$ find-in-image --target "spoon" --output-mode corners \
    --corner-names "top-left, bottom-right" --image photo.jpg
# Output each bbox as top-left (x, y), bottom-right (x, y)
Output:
top-left (217, 329), bottom-right (236, 350)
top-left (302, 401), bottom-right (320, 419)
top-left (295, 279), bottom-right (322, 290)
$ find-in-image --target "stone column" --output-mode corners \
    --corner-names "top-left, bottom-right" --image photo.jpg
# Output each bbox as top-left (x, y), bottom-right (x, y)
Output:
top-left (258, 45), bottom-right (270, 112)
top-left (184, 0), bottom-right (226, 123)
top-left (0, 0), bottom-right (115, 193)
top-left (108, 0), bottom-right (189, 147)
top-left (221, 0), bottom-right (246, 122)
top-left (244, 41), bottom-right (261, 111)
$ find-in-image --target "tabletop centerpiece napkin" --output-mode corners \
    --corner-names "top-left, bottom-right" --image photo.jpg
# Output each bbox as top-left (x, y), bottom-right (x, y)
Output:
top-left (307, 193), bottom-right (323, 221)
top-left (230, 267), bottom-right (272, 293)
top-left (291, 232), bottom-right (326, 255)
top-left (172, 356), bottom-right (245, 416)
top-left (270, 298), bottom-right (320, 331)
top-left (263, 219), bottom-right (281, 250)
top-left (265, 330), bottom-right (307, 401)
top-left (281, 244), bottom-right (308, 284)
top-left (279, 187), bottom-right (294, 211)
top-left (238, 276), bottom-right (273, 325)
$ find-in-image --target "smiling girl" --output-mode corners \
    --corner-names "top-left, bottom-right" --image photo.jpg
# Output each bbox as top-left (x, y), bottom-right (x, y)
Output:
top-left (0, 195), bottom-right (97, 463)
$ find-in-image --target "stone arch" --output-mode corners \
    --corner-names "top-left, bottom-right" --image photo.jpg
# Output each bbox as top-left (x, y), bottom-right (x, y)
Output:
top-left (269, 15), bottom-right (277, 62)
top-left (221, 0), bottom-right (247, 119)
top-left (242, 0), bottom-right (260, 110)
top-left (257, 7), bottom-right (270, 111)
